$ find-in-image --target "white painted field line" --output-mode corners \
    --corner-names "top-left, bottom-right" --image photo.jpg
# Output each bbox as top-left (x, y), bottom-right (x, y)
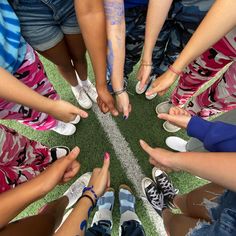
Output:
top-left (92, 105), bottom-right (167, 236)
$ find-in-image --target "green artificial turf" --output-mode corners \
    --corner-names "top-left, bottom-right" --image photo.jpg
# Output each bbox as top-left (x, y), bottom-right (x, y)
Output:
top-left (1, 57), bottom-right (207, 235)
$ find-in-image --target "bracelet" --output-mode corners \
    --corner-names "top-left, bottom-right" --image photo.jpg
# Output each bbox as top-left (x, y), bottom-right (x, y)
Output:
top-left (113, 87), bottom-right (126, 96)
top-left (141, 60), bottom-right (153, 67)
top-left (82, 186), bottom-right (98, 201)
top-left (78, 194), bottom-right (96, 209)
top-left (168, 65), bottom-right (183, 77)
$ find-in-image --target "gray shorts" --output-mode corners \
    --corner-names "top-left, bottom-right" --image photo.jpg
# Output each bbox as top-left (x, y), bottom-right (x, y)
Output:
top-left (10, 0), bottom-right (81, 51)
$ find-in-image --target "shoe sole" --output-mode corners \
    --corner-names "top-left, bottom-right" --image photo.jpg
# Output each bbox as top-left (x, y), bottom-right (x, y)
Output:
top-left (119, 184), bottom-right (133, 194)
top-left (141, 177), bottom-right (153, 196)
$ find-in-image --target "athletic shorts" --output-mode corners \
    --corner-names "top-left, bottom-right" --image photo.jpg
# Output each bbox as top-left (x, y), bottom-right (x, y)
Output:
top-left (10, 0), bottom-right (81, 51)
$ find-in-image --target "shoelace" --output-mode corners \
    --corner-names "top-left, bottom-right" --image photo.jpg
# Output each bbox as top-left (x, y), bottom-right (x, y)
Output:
top-left (158, 176), bottom-right (177, 198)
top-left (147, 186), bottom-right (164, 209)
top-left (84, 84), bottom-right (97, 97)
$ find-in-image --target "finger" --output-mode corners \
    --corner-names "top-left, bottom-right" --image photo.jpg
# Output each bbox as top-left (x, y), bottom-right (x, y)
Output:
top-left (107, 101), bottom-right (119, 116)
top-left (139, 77), bottom-right (148, 90)
top-left (64, 162), bottom-right (80, 179)
top-left (123, 105), bottom-right (130, 119)
top-left (66, 147), bottom-right (80, 162)
top-left (101, 152), bottom-right (110, 173)
top-left (139, 139), bottom-right (154, 156)
top-left (145, 86), bottom-right (160, 96)
top-left (77, 108), bottom-right (88, 118)
top-left (158, 113), bottom-right (187, 128)
top-left (72, 105), bottom-right (88, 118)
top-left (107, 171), bottom-right (111, 188)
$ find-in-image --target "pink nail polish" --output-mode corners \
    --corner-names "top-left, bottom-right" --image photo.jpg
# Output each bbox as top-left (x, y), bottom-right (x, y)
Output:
top-left (104, 152), bottom-right (110, 160)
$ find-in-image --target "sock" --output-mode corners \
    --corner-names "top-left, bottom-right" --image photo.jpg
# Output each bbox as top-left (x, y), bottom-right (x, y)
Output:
top-left (71, 83), bottom-right (82, 90)
top-left (81, 78), bottom-right (91, 87)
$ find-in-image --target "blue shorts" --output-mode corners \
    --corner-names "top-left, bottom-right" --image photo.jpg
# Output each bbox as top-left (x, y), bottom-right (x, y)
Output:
top-left (10, 0), bottom-right (81, 51)
top-left (188, 190), bottom-right (236, 236)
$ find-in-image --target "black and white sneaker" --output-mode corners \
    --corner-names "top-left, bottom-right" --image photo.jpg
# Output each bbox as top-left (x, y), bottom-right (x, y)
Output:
top-left (152, 167), bottom-right (179, 209)
top-left (142, 177), bottom-right (167, 216)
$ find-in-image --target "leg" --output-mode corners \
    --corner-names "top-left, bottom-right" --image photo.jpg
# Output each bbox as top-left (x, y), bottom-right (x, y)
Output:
top-left (171, 36), bottom-right (235, 107)
top-left (186, 109), bottom-right (236, 152)
top-left (162, 209), bottom-right (199, 236)
top-left (38, 38), bottom-right (78, 86)
top-left (124, 6), bottom-right (147, 77)
top-left (64, 34), bottom-right (88, 81)
top-left (173, 183), bottom-right (224, 221)
top-left (0, 45), bottom-right (59, 130)
top-left (187, 62), bottom-right (236, 118)
top-left (0, 124), bottom-right (54, 192)
top-left (0, 197), bottom-right (68, 236)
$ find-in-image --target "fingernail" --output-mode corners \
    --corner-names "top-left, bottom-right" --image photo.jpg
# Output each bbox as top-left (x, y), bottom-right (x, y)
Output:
top-left (104, 152), bottom-right (110, 160)
top-left (72, 146), bottom-right (79, 152)
top-left (123, 115), bottom-right (128, 120)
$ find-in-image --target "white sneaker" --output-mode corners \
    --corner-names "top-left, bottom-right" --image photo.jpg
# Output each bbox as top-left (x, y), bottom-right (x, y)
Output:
top-left (63, 172), bottom-right (92, 209)
top-left (50, 146), bottom-right (70, 160)
top-left (163, 121), bottom-right (181, 133)
top-left (165, 136), bottom-right (187, 152)
top-left (82, 82), bottom-right (98, 103)
top-left (70, 115), bottom-right (80, 125)
top-left (145, 78), bottom-right (157, 100)
top-left (156, 100), bottom-right (173, 115)
top-left (135, 78), bottom-right (151, 95)
top-left (71, 86), bottom-right (92, 109)
top-left (52, 121), bottom-right (76, 136)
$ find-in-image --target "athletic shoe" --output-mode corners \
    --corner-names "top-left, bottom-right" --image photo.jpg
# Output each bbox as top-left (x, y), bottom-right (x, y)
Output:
top-left (83, 82), bottom-right (98, 103)
top-left (70, 115), bottom-right (80, 125)
top-left (152, 168), bottom-right (178, 208)
top-left (163, 121), bottom-right (181, 133)
top-left (145, 76), bottom-right (157, 100)
top-left (165, 136), bottom-right (187, 152)
top-left (142, 177), bottom-right (167, 216)
top-left (71, 86), bottom-right (92, 109)
top-left (155, 100), bottom-right (173, 115)
top-left (92, 188), bottom-right (115, 228)
top-left (50, 146), bottom-right (70, 161)
top-left (52, 121), bottom-right (76, 136)
top-left (135, 76), bottom-right (152, 95)
top-left (63, 172), bottom-right (92, 209)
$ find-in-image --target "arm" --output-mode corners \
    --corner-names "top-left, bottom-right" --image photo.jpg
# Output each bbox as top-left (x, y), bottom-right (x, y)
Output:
top-left (104, 0), bottom-right (130, 117)
top-left (137, 0), bottom-right (173, 89)
top-left (140, 140), bottom-right (236, 192)
top-left (158, 110), bottom-right (236, 152)
top-left (55, 153), bottom-right (110, 236)
top-left (146, 0), bottom-right (236, 96)
top-left (0, 67), bottom-right (88, 122)
top-left (74, 0), bottom-right (118, 116)
top-left (172, 0), bottom-right (236, 72)
top-left (0, 147), bottom-right (80, 229)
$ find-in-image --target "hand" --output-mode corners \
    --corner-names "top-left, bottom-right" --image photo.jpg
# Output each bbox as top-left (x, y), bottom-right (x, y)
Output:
top-left (136, 64), bottom-right (152, 91)
top-left (86, 152), bottom-right (110, 198)
top-left (39, 147), bottom-right (81, 195)
top-left (97, 87), bottom-right (119, 116)
top-left (116, 92), bottom-right (132, 119)
top-left (139, 139), bottom-right (179, 172)
top-left (158, 107), bottom-right (191, 129)
top-left (145, 70), bottom-right (178, 96)
top-left (49, 100), bottom-right (88, 123)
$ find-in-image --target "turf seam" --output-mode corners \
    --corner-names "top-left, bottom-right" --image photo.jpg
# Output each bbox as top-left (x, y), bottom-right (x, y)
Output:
top-left (92, 104), bottom-right (167, 236)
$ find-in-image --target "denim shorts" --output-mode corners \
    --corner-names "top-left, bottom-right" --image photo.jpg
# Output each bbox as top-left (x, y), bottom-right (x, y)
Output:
top-left (10, 0), bottom-right (81, 51)
top-left (188, 190), bottom-right (236, 236)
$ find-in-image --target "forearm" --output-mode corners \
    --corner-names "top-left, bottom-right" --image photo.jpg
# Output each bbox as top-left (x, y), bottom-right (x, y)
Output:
top-left (74, 0), bottom-right (107, 89)
top-left (55, 197), bottom-right (93, 236)
top-left (0, 176), bottom-right (47, 228)
top-left (142, 0), bottom-right (173, 63)
top-left (171, 152), bottom-right (236, 191)
top-left (105, 0), bottom-right (125, 90)
top-left (0, 67), bottom-right (54, 113)
top-left (172, 0), bottom-right (236, 71)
